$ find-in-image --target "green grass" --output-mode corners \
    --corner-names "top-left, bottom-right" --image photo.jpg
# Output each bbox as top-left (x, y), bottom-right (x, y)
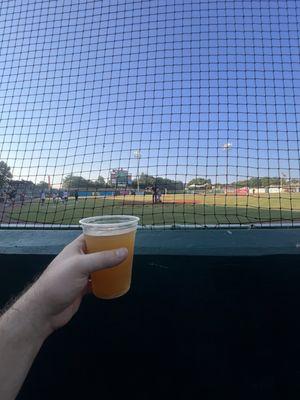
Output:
top-left (9, 195), bottom-right (300, 225)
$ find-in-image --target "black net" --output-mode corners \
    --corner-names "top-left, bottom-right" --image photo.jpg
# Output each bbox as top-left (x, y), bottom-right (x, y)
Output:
top-left (0, 0), bottom-right (300, 228)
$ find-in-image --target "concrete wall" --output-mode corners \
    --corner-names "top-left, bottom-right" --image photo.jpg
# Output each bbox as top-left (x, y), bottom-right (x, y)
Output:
top-left (268, 187), bottom-right (283, 193)
top-left (249, 188), bottom-right (266, 194)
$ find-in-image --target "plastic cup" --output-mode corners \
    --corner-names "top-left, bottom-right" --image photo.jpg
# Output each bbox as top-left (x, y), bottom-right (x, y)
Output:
top-left (79, 215), bottom-right (139, 299)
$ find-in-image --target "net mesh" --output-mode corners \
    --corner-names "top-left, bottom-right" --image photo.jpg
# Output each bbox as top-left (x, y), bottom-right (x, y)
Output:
top-left (0, 0), bottom-right (300, 228)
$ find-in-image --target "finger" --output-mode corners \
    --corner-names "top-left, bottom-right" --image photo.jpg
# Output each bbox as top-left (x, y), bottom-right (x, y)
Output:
top-left (80, 248), bottom-right (128, 275)
top-left (65, 234), bottom-right (86, 254)
top-left (82, 280), bottom-right (92, 296)
top-left (75, 234), bottom-right (87, 254)
top-left (71, 234), bottom-right (85, 248)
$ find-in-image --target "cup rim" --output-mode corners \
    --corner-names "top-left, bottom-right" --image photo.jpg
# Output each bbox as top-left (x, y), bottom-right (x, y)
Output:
top-left (79, 215), bottom-right (139, 229)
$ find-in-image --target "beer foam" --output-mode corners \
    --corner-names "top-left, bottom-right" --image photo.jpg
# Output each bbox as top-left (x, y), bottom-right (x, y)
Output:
top-left (83, 227), bottom-right (136, 236)
top-left (79, 215), bottom-right (139, 236)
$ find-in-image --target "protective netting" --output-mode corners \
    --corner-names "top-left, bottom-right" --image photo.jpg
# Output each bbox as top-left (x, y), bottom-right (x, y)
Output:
top-left (0, 0), bottom-right (300, 227)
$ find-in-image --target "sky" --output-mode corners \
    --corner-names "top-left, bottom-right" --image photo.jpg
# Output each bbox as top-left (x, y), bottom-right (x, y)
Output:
top-left (0, 0), bottom-right (300, 186)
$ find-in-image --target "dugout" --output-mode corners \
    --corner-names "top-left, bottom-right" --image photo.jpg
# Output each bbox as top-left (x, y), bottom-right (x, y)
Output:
top-left (1, 228), bottom-right (300, 398)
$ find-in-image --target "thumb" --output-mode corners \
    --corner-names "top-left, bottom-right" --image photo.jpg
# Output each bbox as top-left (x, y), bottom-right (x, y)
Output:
top-left (80, 248), bottom-right (128, 275)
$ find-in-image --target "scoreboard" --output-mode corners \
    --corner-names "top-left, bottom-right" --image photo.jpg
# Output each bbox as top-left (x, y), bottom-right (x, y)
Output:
top-left (110, 168), bottom-right (132, 187)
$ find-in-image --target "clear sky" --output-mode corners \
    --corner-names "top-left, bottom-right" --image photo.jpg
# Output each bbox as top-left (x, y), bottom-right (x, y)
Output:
top-left (0, 0), bottom-right (299, 186)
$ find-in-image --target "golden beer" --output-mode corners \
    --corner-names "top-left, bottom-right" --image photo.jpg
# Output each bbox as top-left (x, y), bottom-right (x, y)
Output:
top-left (80, 216), bottom-right (139, 299)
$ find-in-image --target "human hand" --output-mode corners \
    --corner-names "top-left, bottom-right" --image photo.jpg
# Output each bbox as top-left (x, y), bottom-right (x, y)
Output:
top-left (24, 234), bottom-right (128, 337)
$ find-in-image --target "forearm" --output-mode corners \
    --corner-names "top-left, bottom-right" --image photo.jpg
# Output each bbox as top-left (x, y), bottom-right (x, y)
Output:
top-left (0, 235), bottom-right (126, 400)
top-left (0, 289), bottom-right (50, 400)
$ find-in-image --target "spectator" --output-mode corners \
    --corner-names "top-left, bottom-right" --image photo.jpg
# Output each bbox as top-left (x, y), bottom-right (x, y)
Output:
top-left (40, 191), bottom-right (46, 205)
top-left (63, 191), bottom-right (68, 204)
top-left (20, 192), bottom-right (25, 206)
top-left (156, 188), bottom-right (162, 203)
top-left (8, 190), bottom-right (17, 207)
top-left (152, 186), bottom-right (157, 204)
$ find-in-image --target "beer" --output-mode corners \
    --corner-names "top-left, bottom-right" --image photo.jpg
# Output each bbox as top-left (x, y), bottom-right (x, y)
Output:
top-left (80, 216), bottom-right (139, 299)
top-left (85, 230), bottom-right (136, 299)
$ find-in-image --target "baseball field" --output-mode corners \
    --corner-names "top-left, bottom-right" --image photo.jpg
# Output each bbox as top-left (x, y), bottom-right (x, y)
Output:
top-left (8, 192), bottom-right (300, 226)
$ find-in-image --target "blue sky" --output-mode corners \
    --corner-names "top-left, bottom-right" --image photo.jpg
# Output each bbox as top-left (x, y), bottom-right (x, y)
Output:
top-left (0, 0), bottom-right (300, 186)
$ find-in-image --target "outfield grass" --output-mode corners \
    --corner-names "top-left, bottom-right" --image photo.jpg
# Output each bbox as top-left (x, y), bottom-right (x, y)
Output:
top-left (9, 193), bottom-right (300, 225)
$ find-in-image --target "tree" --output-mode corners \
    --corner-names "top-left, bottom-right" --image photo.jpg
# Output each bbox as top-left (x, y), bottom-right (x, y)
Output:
top-left (36, 181), bottom-right (49, 191)
top-left (132, 173), bottom-right (155, 189)
top-left (156, 177), bottom-right (184, 191)
top-left (63, 175), bottom-right (89, 189)
top-left (63, 174), bottom-right (107, 190)
top-left (187, 178), bottom-right (211, 188)
top-left (9, 179), bottom-right (35, 192)
top-left (132, 173), bottom-right (184, 191)
top-left (233, 177), bottom-right (286, 188)
top-left (289, 178), bottom-right (300, 184)
top-left (95, 175), bottom-right (106, 188)
top-left (0, 161), bottom-right (12, 188)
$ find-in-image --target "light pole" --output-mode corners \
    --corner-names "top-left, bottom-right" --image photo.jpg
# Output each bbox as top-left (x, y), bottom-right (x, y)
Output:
top-left (280, 171), bottom-right (287, 192)
top-left (134, 150), bottom-right (141, 192)
top-left (222, 142), bottom-right (232, 191)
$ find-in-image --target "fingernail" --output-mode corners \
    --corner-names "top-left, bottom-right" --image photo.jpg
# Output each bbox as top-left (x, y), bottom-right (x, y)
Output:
top-left (116, 248), bottom-right (127, 258)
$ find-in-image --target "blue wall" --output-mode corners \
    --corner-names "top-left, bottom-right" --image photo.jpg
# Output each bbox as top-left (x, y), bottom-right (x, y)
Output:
top-left (78, 191), bottom-right (115, 197)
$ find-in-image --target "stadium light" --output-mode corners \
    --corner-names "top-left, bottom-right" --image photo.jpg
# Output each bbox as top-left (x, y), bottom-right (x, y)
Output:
top-left (222, 143), bottom-right (232, 190)
top-left (134, 150), bottom-right (141, 192)
top-left (222, 142), bottom-right (232, 150)
top-left (280, 171), bottom-right (287, 190)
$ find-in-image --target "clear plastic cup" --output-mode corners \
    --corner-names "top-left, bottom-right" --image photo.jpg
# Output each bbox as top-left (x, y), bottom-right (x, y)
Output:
top-left (79, 215), bottom-right (139, 299)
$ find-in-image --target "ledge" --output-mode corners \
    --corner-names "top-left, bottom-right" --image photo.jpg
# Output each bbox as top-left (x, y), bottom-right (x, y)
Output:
top-left (0, 228), bottom-right (300, 256)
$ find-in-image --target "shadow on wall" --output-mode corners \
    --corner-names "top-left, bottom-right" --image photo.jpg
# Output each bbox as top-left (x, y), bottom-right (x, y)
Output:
top-left (0, 253), bottom-right (300, 398)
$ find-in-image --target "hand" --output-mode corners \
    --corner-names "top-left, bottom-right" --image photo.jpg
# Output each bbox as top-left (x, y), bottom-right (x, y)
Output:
top-left (23, 234), bottom-right (128, 336)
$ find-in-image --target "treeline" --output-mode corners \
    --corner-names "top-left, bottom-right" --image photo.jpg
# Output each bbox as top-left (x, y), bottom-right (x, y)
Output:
top-left (0, 159), bottom-right (298, 192)
top-left (234, 177), bottom-right (291, 188)
top-left (60, 175), bottom-right (297, 191)
top-left (188, 177), bottom-right (296, 188)
top-left (62, 173), bottom-right (185, 191)
top-left (63, 175), bottom-right (106, 190)
top-left (131, 173), bottom-right (185, 190)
